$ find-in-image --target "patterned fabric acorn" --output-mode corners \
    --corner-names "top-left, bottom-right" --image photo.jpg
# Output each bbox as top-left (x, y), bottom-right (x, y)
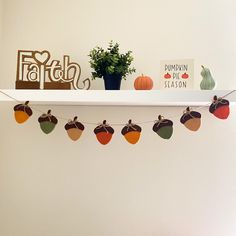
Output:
top-left (65, 116), bottom-right (85, 141)
top-left (153, 115), bottom-right (173, 139)
top-left (180, 107), bottom-right (201, 131)
top-left (209, 95), bottom-right (230, 119)
top-left (38, 110), bottom-right (58, 134)
top-left (121, 119), bottom-right (142, 144)
top-left (14, 101), bottom-right (33, 124)
top-left (94, 120), bottom-right (114, 145)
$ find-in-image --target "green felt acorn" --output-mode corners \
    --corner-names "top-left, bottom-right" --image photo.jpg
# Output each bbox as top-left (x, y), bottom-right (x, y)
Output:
top-left (38, 110), bottom-right (58, 134)
top-left (152, 115), bottom-right (173, 139)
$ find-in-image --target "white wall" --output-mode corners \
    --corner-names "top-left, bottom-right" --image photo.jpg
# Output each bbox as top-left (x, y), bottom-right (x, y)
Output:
top-left (0, 1), bottom-right (236, 236)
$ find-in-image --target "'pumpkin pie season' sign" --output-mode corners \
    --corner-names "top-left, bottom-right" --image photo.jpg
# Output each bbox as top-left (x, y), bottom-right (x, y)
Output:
top-left (160, 59), bottom-right (194, 89)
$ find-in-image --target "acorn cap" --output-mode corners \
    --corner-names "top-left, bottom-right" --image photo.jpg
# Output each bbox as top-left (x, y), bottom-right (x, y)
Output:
top-left (121, 120), bottom-right (142, 135)
top-left (94, 120), bottom-right (114, 134)
top-left (153, 116), bottom-right (173, 132)
top-left (209, 96), bottom-right (229, 114)
top-left (38, 110), bottom-right (58, 124)
top-left (65, 117), bottom-right (85, 130)
top-left (180, 107), bottom-right (201, 124)
top-left (14, 101), bottom-right (32, 116)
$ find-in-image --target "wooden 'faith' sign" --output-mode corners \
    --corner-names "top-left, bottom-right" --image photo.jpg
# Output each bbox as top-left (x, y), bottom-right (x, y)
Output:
top-left (16, 50), bottom-right (91, 90)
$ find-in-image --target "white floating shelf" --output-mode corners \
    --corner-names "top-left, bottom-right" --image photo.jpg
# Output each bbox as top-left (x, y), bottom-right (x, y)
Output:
top-left (0, 89), bottom-right (235, 106)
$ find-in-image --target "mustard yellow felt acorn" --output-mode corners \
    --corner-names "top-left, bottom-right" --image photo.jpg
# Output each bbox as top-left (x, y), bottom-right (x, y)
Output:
top-left (209, 95), bottom-right (230, 119)
top-left (180, 107), bottom-right (201, 131)
top-left (121, 119), bottom-right (142, 144)
top-left (38, 110), bottom-right (58, 134)
top-left (94, 120), bottom-right (114, 145)
top-left (14, 101), bottom-right (33, 124)
top-left (153, 115), bottom-right (173, 139)
top-left (65, 116), bottom-right (85, 141)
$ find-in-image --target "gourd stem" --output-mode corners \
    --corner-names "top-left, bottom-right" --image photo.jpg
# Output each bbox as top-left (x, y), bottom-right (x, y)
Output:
top-left (47, 110), bottom-right (51, 115)
top-left (103, 120), bottom-right (106, 124)
top-left (158, 115), bottom-right (162, 120)
top-left (74, 116), bottom-right (78, 121)
top-left (201, 65), bottom-right (205, 69)
top-left (186, 107), bottom-right (190, 112)
top-left (128, 119), bottom-right (132, 124)
top-left (25, 101), bottom-right (29, 106)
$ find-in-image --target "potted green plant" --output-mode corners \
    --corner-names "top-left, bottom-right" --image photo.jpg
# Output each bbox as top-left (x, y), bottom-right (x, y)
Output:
top-left (88, 41), bottom-right (136, 90)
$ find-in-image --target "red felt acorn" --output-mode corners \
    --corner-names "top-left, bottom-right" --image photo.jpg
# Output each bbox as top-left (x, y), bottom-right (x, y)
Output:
top-left (65, 116), bottom-right (85, 141)
top-left (209, 95), bottom-right (230, 119)
top-left (121, 119), bottom-right (142, 144)
top-left (14, 101), bottom-right (33, 124)
top-left (94, 120), bottom-right (114, 145)
top-left (180, 107), bottom-right (201, 131)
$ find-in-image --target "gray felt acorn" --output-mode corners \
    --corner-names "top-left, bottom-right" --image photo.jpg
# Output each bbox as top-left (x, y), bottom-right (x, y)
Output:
top-left (65, 116), bottom-right (85, 141)
top-left (180, 107), bottom-right (201, 131)
top-left (152, 115), bottom-right (173, 139)
top-left (38, 110), bottom-right (58, 134)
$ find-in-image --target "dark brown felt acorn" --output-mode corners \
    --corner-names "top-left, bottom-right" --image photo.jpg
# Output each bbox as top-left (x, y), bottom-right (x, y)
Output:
top-left (65, 116), bottom-right (85, 141)
top-left (153, 115), bottom-right (173, 139)
top-left (121, 119), bottom-right (142, 144)
top-left (209, 95), bottom-right (230, 119)
top-left (14, 101), bottom-right (33, 124)
top-left (94, 120), bottom-right (114, 145)
top-left (180, 107), bottom-right (201, 131)
top-left (38, 110), bottom-right (58, 134)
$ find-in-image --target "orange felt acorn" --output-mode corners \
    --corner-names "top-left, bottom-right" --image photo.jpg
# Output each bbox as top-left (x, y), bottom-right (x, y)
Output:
top-left (209, 95), bottom-right (230, 120)
top-left (14, 101), bottom-right (33, 124)
top-left (94, 120), bottom-right (114, 145)
top-left (121, 119), bottom-right (142, 144)
top-left (65, 116), bottom-right (85, 141)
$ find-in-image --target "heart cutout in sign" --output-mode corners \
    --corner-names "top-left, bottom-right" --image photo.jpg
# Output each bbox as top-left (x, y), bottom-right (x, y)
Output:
top-left (33, 50), bottom-right (50, 64)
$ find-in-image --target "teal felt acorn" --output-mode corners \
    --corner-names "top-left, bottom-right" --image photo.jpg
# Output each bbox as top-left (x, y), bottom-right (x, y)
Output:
top-left (38, 110), bottom-right (58, 134)
top-left (152, 115), bottom-right (173, 139)
top-left (200, 65), bottom-right (216, 90)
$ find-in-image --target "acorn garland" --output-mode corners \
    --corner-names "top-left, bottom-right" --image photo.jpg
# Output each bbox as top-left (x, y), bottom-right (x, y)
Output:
top-left (11, 94), bottom-right (232, 142)
top-left (180, 107), bottom-right (201, 131)
top-left (121, 119), bottom-right (142, 144)
top-left (14, 101), bottom-right (33, 124)
top-left (38, 110), bottom-right (58, 134)
top-left (65, 116), bottom-right (85, 141)
top-left (153, 115), bottom-right (173, 139)
top-left (209, 96), bottom-right (230, 120)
